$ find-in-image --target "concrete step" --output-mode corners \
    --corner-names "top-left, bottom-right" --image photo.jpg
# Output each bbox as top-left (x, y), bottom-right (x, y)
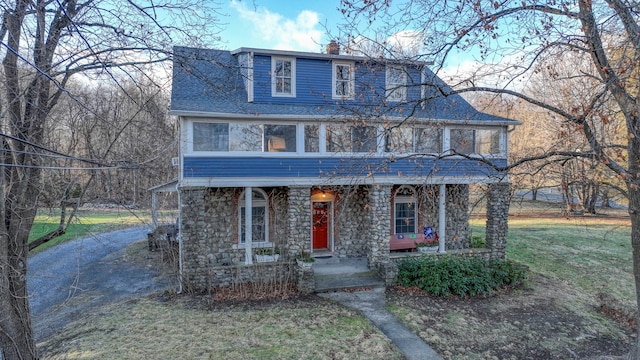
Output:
top-left (314, 271), bottom-right (385, 293)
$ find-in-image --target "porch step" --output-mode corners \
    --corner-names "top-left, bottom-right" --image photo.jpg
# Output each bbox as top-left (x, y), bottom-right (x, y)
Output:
top-left (314, 272), bottom-right (385, 293)
top-left (312, 257), bottom-right (385, 293)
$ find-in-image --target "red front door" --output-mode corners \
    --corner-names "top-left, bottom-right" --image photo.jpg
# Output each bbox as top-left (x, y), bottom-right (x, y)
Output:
top-left (312, 202), bottom-right (329, 249)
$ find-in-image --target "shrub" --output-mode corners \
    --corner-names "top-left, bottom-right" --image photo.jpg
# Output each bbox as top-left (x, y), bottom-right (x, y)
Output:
top-left (470, 235), bottom-right (486, 248)
top-left (396, 255), bottom-right (527, 297)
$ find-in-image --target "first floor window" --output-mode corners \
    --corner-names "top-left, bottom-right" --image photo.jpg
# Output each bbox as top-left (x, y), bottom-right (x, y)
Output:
top-left (449, 128), bottom-right (475, 155)
top-left (193, 122), bottom-right (229, 151)
top-left (264, 124), bottom-right (297, 152)
top-left (394, 186), bottom-right (417, 234)
top-left (305, 125), bottom-right (320, 152)
top-left (352, 125), bottom-right (377, 153)
top-left (229, 123), bottom-right (262, 151)
top-left (326, 124), bottom-right (351, 152)
top-left (415, 127), bottom-right (442, 153)
top-left (475, 129), bottom-right (501, 155)
top-left (385, 126), bottom-right (413, 153)
top-left (239, 190), bottom-right (268, 243)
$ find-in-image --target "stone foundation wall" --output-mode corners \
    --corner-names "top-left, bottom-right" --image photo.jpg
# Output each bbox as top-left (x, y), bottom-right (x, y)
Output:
top-left (180, 187), bottom-right (293, 291)
top-left (180, 187), bottom-right (238, 291)
top-left (208, 262), bottom-right (295, 289)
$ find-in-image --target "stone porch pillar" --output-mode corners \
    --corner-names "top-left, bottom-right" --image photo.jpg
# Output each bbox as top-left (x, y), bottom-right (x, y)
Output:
top-left (287, 186), bottom-right (311, 260)
top-left (486, 182), bottom-right (511, 259)
top-left (178, 187), bottom-right (207, 292)
top-left (368, 185), bottom-right (391, 270)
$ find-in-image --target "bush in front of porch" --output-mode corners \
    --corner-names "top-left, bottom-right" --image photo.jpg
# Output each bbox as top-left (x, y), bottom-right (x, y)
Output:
top-left (396, 255), bottom-right (527, 297)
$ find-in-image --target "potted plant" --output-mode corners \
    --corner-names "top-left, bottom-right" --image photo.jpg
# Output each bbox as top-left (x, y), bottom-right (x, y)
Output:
top-left (416, 240), bottom-right (439, 253)
top-left (417, 226), bottom-right (439, 253)
top-left (255, 246), bottom-right (280, 263)
top-left (296, 250), bottom-right (315, 268)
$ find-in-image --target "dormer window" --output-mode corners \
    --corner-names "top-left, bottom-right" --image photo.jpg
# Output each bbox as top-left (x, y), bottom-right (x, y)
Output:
top-left (386, 65), bottom-right (407, 102)
top-left (272, 57), bottom-right (295, 97)
top-left (332, 61), bottom-right (354, 99)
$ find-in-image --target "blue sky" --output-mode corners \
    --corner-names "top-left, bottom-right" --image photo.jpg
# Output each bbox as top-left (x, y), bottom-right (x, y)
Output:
top-left (215, 1), bottom-right (515, 88)
top-left (218, 0), bottom-right (342, 52)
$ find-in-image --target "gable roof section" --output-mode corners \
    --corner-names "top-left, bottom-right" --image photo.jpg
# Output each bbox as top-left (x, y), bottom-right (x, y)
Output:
top-left (171, 46), bottom-right (518, 125)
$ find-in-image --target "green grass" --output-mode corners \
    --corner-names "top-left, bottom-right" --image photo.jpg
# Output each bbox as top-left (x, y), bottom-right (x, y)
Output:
top-left (28, 209), bottom-right (177, 253)
top-left (40, 297), bottom-right (403, 360)
top-left (471, 216), bottom-right (634, 308)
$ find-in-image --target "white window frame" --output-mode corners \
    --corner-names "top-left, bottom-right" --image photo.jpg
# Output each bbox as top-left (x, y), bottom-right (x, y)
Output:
top-left (394, 186), bottom-right (417, 234)
top-left (238, 188), bottom-right (269, 245)
top-left (332, 61), bottom-right (355, 99)
top-left (446, 127), bottom-right (505, 157)
top-left (386, 65), bottom-right (407, 102)
top-left (271, 57), bottom-right (296, 97)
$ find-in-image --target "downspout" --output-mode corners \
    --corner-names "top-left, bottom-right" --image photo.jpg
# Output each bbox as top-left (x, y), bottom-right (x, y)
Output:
top-left (438, 184), bottom-right (446, 253)
top-left (245, 187), bottom-right (253, 264)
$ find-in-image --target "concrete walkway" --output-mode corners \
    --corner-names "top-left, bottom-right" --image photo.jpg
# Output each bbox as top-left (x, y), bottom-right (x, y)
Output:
top-left (319, 287), bottom-right (443, 360)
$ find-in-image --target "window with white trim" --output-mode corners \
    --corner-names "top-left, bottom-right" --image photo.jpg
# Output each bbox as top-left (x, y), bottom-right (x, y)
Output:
top-left (414, 127), bottom-right (442, 153)
top-left (386, 65), bottom-right (407, 102)
top-left (394, 186), bottom-right (417, 234)
top-left (475, 129), bottom-right (501, 155)
top-left (239, 189), bottom-right (268, 244)
top-left (333, 61), bottom-right (354, 99)
top-left (264, 124), bottom-right (297, 152)
top-left (304, 124), bottom-right (320, 152)
top-left (193, 122), bottom-right (229, 151)
top-left (352, 125), bottom-right (377, 153)
top-left (272, 57), bottom-right (295, 97)
top-left (449, 128), bottom-right (502, 155)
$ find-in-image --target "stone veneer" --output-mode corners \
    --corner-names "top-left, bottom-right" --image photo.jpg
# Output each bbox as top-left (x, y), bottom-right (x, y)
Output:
top-left (179, 182), bottom-right (509, 291)
top-left (334, 186), bottom-right (371, 258)
top-left (368, 185), bottom-right (391, 269)
top-left (446, 184), bottom-right (470, 250)
top-left (485, 182), bottom-right (510, 259)
top-left (287, 187), bottom-right (311, 259)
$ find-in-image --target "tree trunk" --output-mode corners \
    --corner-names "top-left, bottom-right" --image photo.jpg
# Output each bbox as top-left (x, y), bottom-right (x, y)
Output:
top-left (0, 227), bottom-right (37, 359)
top-left (531, 188), bottom-right (538, 201)
top-left (627, 195), bottom-right (640, 360)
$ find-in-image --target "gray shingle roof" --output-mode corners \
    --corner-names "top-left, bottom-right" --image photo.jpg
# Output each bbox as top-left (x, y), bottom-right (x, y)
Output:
top-left (171, 46), bottom-right (518, 125)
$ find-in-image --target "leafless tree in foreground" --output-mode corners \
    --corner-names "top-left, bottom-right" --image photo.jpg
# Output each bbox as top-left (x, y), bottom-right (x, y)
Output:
top-left (340, 0), bottom-right (640, 357)
top-left (0, 1), bottom-right (221, 358)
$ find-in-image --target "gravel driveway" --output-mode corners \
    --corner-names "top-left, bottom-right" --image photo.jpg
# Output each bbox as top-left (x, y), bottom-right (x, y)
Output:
top-left (28, 226), bottom-right (171, 341)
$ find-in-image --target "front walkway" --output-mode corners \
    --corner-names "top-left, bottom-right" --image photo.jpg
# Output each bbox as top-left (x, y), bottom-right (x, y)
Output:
top-left (313, 256), bottom-right (442, 360)
top-left (319, 288), bottom-right (443, 360)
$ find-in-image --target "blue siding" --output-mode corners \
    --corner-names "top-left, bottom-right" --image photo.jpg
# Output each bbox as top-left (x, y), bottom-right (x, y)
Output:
top-left (250, 54), bottom-right (427, 110)
top-left (183, 156), bottom-right (507, 179)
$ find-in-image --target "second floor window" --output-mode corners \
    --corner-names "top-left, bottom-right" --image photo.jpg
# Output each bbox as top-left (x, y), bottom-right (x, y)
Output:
top-left (386, 65), bottom-right (407, 102)
top-left (272, 57), bottom-right (295, 96)
top-left (333, 62), bottom-right (354, 99)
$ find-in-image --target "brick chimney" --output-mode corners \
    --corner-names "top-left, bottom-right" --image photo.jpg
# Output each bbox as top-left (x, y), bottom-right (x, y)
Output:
top-left (326, 40), bottom-right (340, 55)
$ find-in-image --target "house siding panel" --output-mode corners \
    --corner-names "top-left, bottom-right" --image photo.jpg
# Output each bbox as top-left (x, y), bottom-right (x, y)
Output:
top-left (183, 156), bottom-right (506, 179)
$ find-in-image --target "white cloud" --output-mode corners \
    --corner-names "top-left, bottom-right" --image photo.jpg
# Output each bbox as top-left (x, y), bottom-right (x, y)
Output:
top-left (230, 1), bottom-right (323, 52)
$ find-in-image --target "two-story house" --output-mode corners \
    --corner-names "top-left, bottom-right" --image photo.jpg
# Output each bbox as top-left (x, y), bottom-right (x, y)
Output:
top-left (170, 42), bottom-right (517, 291)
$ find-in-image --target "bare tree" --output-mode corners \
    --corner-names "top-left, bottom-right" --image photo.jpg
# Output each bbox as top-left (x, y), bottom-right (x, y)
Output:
top-left (0, 1), bottom-right (220, 358)
top-left (340, 0), bottom-right (640, 357)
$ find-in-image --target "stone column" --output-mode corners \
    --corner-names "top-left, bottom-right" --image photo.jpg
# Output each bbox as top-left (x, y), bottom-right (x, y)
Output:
top-left (287, 186), bottom-right (311, 260)
top-left (179, 187), bottom-right (207, 291)
top-left (486, 182), bottom-right (511, 259)
top-left (368, 185), bottom-right (391, 275)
